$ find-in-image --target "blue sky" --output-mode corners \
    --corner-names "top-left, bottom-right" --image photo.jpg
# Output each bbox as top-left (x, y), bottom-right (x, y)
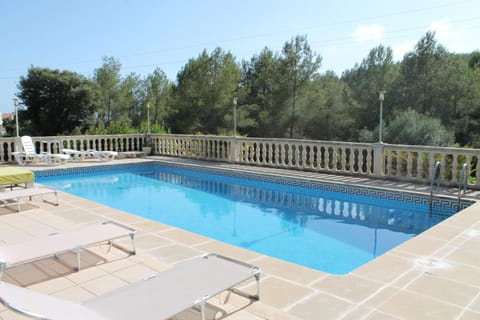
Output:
top-left (0, 0), bottom-right (478, 113)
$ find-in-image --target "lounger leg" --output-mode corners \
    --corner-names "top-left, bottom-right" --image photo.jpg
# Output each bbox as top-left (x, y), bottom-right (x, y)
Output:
top-left (130, 232), bottom-right (136, 255)
top-left (109, 232), bottom-right (136, 255)
top-left (199, 300), bottom-right (206, 320)
top-left (255, 273), bottom-right (260, 300)
top-left (73, 247), bottom-right (81, 271)
top-left (229, 273), bottom-right (260, 301)
top-left (0, 261), bottom-right (6, 279)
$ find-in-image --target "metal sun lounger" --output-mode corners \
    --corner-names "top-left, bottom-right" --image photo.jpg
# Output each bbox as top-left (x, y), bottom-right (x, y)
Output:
top-left (87, 149), bottom-right (118, 161)
top-left (62, 149), bottom-right (118, 162)
top-left (0, 221), bottom-right (136, 278)
top-left (0, 253), bottom-right (260, 320)
top-left (61, 148), bottom-right (89, 161)
top-left (0, 187), bottom-right (58, 212)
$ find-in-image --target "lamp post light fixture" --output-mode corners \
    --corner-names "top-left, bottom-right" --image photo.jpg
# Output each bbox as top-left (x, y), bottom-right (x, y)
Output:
top-left (12, 98), bottom-right (19, 138)
top-left (378, 90), bottom-right (386, 143)
top-left (233, 97), bottom-right (237, 137)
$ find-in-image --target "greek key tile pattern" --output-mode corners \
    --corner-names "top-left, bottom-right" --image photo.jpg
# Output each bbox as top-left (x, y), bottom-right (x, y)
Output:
top-left (34, 161), bottom-right (473, 211)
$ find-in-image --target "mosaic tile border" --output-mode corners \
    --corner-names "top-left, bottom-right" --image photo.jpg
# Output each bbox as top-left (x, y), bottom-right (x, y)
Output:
top-left (34, 161), bottom-right (473, 211)
top-left (34, 162), bottom-right (153, 178)
top-left (155, 161), bottom-right (474, 211)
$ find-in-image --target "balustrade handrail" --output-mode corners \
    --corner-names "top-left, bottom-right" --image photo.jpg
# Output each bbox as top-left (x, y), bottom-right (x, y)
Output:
top-left (1, 134), bottom-right (479, 189)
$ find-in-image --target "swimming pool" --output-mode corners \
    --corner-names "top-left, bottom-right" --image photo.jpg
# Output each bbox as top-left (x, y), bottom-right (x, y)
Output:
top-left (36, 162), bottom-right (468, 274)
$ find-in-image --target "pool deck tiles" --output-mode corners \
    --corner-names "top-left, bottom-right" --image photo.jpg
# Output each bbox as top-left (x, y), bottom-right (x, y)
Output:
top-left (1, 157), bottom-right (480, 319)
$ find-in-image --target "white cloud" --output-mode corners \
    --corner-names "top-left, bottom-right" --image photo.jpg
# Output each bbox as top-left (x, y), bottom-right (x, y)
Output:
top-left (428, 18), bottom-right (454, 38)
top-left (390, 18), bottom-right (476, 60)
top-left (392, 41), bottom-right (416, 61)
top-left (352, 24), bottom-right (384, 43)
top-left (426, 18), bottom-right (476, 53)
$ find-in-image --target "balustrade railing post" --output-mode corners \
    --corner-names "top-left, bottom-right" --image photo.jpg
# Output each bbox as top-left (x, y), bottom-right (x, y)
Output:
top-left (229, 136), bottom-right (238, 163)
top-left (373, 142), bottom-right (385, 177)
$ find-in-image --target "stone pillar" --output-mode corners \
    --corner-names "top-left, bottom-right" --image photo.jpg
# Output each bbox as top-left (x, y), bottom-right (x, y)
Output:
top-left (373, 142), bottom-right (385, 177)
top-left (229, 137), bottom-right (238, 163)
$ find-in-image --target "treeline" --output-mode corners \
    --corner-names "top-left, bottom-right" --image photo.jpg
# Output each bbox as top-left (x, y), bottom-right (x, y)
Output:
top-left (12, 32), bottom-right (480, 147)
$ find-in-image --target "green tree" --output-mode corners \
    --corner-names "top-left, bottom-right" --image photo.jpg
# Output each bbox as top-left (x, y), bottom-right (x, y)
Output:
top-left (93, 56), bottom-right (122, 126)
top-left (17, 67), bottom-right (98, 135)
top-left (240, 47), bottom-right (284, 137)
top-left (469, 51), bottom-right (480, 69)
top-left (300, 72), bottom-right (355, 140)
top-left (454, 52), bottom-right (480, 146)
top-left (280, 35), bottom-right (322, 138)
top-left (143, 68), bottom-right (171, 130)
top-left (342, 45), bottom-right (398, 131)
top-left (385, 109), bottom-right (454, 146)
top-left (397, 32), bottom-right (448, 115)
top-left (169, 48), bottom-right (242, 134)
top-left (118, 73), bottom-right (143, 126)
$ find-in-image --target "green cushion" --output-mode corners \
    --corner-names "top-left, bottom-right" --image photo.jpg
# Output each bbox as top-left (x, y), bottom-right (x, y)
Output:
top-left (0, 167), bottom-right (35, 185)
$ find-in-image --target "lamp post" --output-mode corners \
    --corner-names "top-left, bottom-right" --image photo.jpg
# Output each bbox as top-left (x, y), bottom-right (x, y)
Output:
top-left (233, 97), bottom-right (237, 137)
top-left (378, 91), bottom-right (386, 143)
top-left (12, 98), bottom-right (19, 138)
top-left (146, 103), bottom-right (151, 134)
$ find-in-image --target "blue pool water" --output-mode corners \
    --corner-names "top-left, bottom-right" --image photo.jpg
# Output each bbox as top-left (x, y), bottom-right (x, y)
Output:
top-left (37, 164), bottom-right (458, 274)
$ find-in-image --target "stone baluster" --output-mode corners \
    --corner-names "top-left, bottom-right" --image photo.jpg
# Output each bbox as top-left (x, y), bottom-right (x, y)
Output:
top-left (349, 146), bottom-right (355, 173)
top-left (258, 142), bottom-right (263, 164)
top-left (250, 142), bottom-right (255, 164)
top-left (167, 138), bottom-right (172, 155)
top-left (265, 143), bottom-right (271, 165)
top-left (292, 143), bottom-right (298, 167)
top-left (203, 140), bottom-right (208, 158)
top-left (275, 143), bottom-right (280, 165)
top-left (169, 137), bottom-right (174, 155)
top-left (385, 149), bottom-right (392, 176)
top-left (213, 139), bottom-right (218, 159)
top-left (306, 144), bottom-right (312, 169)
top-left (411, 151), bottom-right (419, 178)
top-left (405, 151), bottom-right (411, 177)
top-left (340, 146), bottom-right (346, 172)
top-left (324, 147), bottom-right (330, 170)
top-left (475, 156), bottom-right (480, 188)
top-left (451, 154), bottom-right (458, 183)
top-left (440, 152), bottom-right (447, 182)
top-left (276, 143), bottom-right (282, 166)
top-left (287, 144), bottom-right (293, 167)
top-left (302, 143), bottom-right (308, 168)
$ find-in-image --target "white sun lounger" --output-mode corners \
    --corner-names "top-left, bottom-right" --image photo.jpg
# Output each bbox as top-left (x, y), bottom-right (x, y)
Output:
top-left (61, 148), bottom-right (89, 161)
top-left (0, 187), bottom-right (58, 212)
top-left (88, 149), bottom-right (118, 161)
top-left (0, 253), bottom-right (260, 320)
top-left (62, 148), bottom-right (118, 162)
top-left (0, 221), bottom-right (136, 278)
top-left (13, 136), bottom-right (70, 166)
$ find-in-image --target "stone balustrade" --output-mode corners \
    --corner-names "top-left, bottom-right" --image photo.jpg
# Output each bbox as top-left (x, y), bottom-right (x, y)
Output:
top-left (0, 134), bottom-right (145, 162)
top-left (1, 134), bottom-right (479, 189)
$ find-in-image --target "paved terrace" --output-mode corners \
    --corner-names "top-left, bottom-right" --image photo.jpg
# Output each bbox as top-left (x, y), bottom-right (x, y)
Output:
top-left (1, 157), bottom-right (480, 320)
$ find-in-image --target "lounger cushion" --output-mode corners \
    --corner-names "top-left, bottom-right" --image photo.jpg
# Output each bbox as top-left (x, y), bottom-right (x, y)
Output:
top-left (0, 167), bottom-right (34, 186)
